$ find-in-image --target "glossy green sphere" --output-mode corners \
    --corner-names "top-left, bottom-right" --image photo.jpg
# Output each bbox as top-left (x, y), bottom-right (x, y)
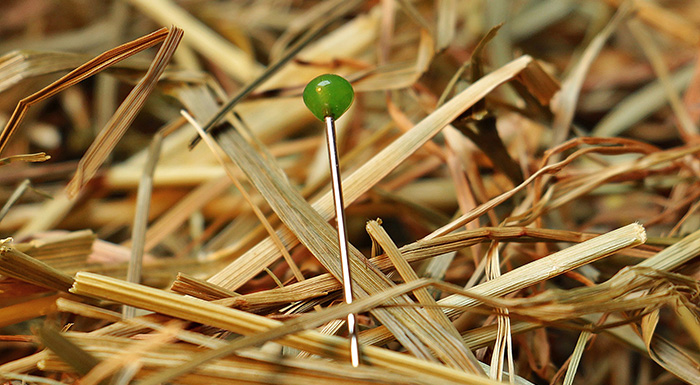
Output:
top-left (303, 74), bottom-right (354, 121)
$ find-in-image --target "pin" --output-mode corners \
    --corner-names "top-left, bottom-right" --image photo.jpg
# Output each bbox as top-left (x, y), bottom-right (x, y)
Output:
top-left (303, 74), bottom-right (360, 367)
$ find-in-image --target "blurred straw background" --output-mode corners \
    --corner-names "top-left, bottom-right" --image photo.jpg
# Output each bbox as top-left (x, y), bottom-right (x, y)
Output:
top-left (0, 1), bottom-right (699, 384)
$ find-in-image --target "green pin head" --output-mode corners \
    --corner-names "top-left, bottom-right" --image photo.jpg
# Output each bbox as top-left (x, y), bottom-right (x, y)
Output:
top-left (303, 74), bottom-right (354, 121)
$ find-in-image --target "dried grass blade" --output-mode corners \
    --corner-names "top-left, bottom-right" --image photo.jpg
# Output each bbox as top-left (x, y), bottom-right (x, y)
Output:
top-left (439, 223), bottom-right (646, 315)
top-left (65, 27), bottom-right (183, 197)
top-left (641, 309), bottom-right (700, 384)
top-left (0, 294), bottom-right (61, 328)
top-left (562, 330), bottom-right (592, 385)
top-left (485, 242), bottom-right (514, 382)
top-left (0, 50), bottom-right (87, 92)
top-left (0, 152), bottom-right (50, 165)
top-left (620, 221), bottom-right (700, 275)
top-left (0, 179), bottom-right (31, 223)
top-left (0, 351), bottom-right (49, 374)
top-left (13, 229), bottom-right (96, 271)
top-left (172, 273), bottom-right (239, 302)
top-left (0, 28), bottom-right (169, 156)
top-left (215, 274), bottom-right (333, 311)
top-left (676, 302), bottom-right (700, 350)
top-left (593, 64), bottom-right (695, 137)
top-left (34, 326), bottom-right (100, 376)
top-left (436, 0), bottom-right (456, 51)
top-left (124, 133), bottom-right (162, 319)
top-left (462, 321), bottom-right (540, 351)
top-left (0, 239), bottom-right (75, 292)
top-left (56, 298), bottom-right (122, 323)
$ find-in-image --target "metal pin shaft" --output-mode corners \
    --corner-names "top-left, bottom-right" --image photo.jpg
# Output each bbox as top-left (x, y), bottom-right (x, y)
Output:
top-left (324, 116), bottom-right (360, 367)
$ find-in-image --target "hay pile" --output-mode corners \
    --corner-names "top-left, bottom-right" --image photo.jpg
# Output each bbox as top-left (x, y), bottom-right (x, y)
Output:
top-left (0, 1), bottom-right (699, 384)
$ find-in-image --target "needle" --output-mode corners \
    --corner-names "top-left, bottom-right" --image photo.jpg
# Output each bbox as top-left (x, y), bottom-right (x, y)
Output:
top-left (303, 74), bottom-right (360, 367)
